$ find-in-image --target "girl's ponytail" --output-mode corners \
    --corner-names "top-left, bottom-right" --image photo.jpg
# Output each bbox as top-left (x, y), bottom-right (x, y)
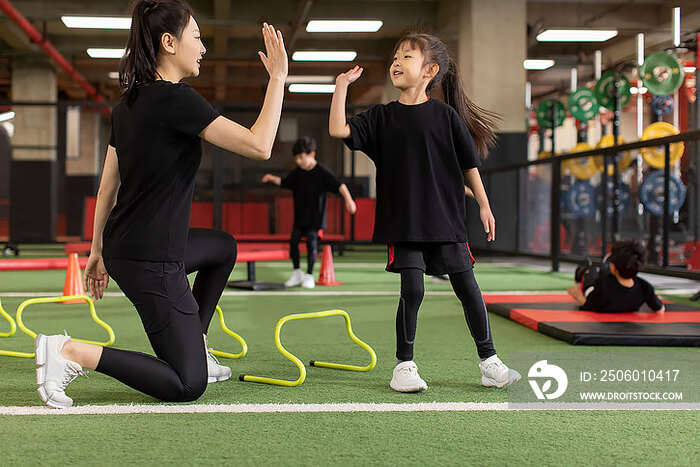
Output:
top-left (118, 0), bottom-right (194, 104)
top-left (443, 58), bottom-right (500, 159)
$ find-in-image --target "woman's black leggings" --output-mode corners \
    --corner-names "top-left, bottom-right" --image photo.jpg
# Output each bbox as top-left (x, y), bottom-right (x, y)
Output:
top-left (95, 228), bottom-right (237, 402)
top-left (395, 268), bottom-right (496, 362)
top-left (290, 227), bottom-right (319, 274)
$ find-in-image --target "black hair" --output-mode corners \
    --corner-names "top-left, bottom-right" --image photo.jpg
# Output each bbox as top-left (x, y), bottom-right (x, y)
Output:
top-left (610, 240), bottom-right (646, 279)
top-left (292, 136), bottom-right (317, 156)
top-left (119, 0), bottom-right (194, 104)
top-left (393, 33), bottom-right (500, 159)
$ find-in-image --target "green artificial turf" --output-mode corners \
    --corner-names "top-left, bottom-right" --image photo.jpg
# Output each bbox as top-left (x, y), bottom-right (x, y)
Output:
top-left (1, 249), bottom-right (699, 466)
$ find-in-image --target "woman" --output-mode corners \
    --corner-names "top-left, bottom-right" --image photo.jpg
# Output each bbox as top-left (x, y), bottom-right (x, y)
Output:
top-left (34, 0), bottom-right (288, 408)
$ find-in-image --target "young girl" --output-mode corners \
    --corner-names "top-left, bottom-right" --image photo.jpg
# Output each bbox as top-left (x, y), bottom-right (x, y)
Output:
top-left (329, 33), bottom-right (520, 392)
top-left (33, 0), bottom-right (287, 408)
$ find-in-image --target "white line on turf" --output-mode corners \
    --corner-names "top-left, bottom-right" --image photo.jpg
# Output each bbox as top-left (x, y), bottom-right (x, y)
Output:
top-left (1, 402), bottom-right (699, 415)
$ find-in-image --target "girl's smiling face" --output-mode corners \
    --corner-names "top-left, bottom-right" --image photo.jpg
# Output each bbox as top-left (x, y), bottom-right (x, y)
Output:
top-left (390, 42), bottom-right (436, 91)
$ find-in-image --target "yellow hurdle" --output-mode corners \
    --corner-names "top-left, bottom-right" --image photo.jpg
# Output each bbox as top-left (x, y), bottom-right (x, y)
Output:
top-left (2, 295), bottom-right (117, 358)
top-left (240, 309), bottom-right (377, 387)
top-left (209, 305), bottom-right (247, 359)
top-left (0, 298), bottom-right (16, 338)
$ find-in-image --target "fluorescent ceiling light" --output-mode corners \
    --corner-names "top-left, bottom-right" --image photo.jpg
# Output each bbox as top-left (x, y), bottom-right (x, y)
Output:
top-left (108, 71), bottom-right (120, 80)
top-left (292, 51), bottom-right (357, 62)
top-left (87, 48), bottom-right (126, 59)
top-left (0, 111), bottom-right (15, 123)
top-left (537, 29), bottom-right (618, 42)
top-left (683, 66), bottom-right (696, 73)
top-left (288, 84), bottom-right (336, 93)
top-left (523, 59), bottom-right (555, 70)
top-left (62, 16), bottom-right (131, 29)
top-left (306, 20), bottom-right (382, 33)
top-left (285, 75), bottom-right (335, 84)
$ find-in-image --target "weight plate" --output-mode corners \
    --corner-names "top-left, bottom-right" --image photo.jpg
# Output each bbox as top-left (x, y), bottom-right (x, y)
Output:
top-left (536, 99), bottom-right (566, 129)
top-left (639, 170), bottom-right (687, 216)
top-left (595, 71), bottom-right (631, 110)
top-left (640, 51), bottom-right (685, 96)
top-left (568, 88), bottom-right (599, 122)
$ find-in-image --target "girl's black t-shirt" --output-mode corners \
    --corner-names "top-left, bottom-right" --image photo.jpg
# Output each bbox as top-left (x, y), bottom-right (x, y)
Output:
top-left (344, 98), bottom-right (480, 243)
top-left (104, 81), bottom-right (220, 261)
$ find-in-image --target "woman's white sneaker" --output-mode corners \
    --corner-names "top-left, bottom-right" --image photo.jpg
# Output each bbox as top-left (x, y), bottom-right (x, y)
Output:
top-left (284, 269), bottom-right (305, 287)
top-left (390, 361), bottom-right (428, 392)
top-left (35, 333), bottom-right (85, 409)
top-left (205, 343), bottom-right (232, 383)
top-left (479, 355), bottom-right (521, 388)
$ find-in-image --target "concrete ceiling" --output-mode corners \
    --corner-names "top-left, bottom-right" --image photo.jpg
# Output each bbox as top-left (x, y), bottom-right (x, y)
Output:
top-left (0, 0), bottom-right (698, 105)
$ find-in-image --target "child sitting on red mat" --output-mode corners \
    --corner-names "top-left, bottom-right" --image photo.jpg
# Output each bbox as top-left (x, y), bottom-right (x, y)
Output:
top-left (568, 240), bottom-right (665, 314)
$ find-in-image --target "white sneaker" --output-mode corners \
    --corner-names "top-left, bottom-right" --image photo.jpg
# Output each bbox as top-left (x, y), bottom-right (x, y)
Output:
top-left (479, 355), bottom-right (521, 388)
top-left (390, 361), bottom-right (428, 393)
top-left (301, 273), bottom-right (315, 289)
top-left (35, 333), bottom-right (85, 409)
top-left (205, 338), bottom-right (232, 383)
top-left (284, 268), bottom-right (305, 287)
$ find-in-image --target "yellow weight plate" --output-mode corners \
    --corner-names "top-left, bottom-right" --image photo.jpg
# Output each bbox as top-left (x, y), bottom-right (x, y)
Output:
top-left (562, 142), bottom-right (597, 180)
top-left (594, 135), bottom-right (633, 175)
top-left (640, 122), bottom-right (684, 168)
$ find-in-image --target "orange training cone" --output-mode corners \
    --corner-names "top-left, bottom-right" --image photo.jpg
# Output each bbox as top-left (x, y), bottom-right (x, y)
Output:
top-left (61, 253), bottom-right (85, 304)
top-left (317, 245), bottom-right (343, 286)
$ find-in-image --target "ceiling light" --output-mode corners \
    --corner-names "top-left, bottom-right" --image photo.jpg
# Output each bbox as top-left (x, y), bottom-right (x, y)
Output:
top-left (630, 86), bottom-right (648, 95)
top-left (537, 29), bottom-right (618, 42)
top-left (292, 51), bottom-right (357, 62)
top-left (62, 16), bottom-right (131, 29)
top-left (87, 48), bottom-right (126, 59)
top-left (306, 20), bottom-right (382, 33)
top-left (523, 59), bottom-right (555, 70)
top-left (285, 75), bottom-right (335, 84)
top-left (0, 111), bottom-right (15, 123)
top-left (288, 84), bottom-right (336, 93)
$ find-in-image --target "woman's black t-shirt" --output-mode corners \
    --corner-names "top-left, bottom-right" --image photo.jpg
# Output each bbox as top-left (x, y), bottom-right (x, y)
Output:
top-left (343, 98), bottom-right (480, 243)
top-left (104, 81), bottom-right (219, 261)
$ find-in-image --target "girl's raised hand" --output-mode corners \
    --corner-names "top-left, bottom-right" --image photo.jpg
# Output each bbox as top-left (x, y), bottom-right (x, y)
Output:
top-left (258, 23), bottom-right (288, 80)
top-left (336, 66), bottom-right (363, 86)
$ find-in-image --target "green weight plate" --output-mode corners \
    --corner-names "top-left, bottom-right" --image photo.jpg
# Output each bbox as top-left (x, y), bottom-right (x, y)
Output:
top-left (594, 71), bottom-right (631, 110)
top-left (640, 51), bottom-right (685, 96)
top-left (568, 88), bottom-right (599, 122)
top-left (536, 99), bottom-right (566, 129)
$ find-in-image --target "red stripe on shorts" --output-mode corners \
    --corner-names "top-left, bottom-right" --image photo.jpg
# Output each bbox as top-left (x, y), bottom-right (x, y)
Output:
top-left (466, 242), bottom-right (476, 265)
top-left (386, 243), bottom-right (395, 270)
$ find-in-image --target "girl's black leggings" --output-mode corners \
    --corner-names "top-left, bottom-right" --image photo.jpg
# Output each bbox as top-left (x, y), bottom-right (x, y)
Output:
top-left (95, 228), bottom-right (237, 402)
top-left (395, 268), bottom-right (496, 362)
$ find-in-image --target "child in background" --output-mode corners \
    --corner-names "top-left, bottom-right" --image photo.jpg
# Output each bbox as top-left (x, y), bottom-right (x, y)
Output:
top-left (568, 240), bottom-right (665, 313)
top-left (329, 33), bottom-right (520, 392)
top-left (262, 136), bottom-right (356, 288)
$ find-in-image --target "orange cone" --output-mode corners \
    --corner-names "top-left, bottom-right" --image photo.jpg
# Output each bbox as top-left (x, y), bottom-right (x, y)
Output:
top-left (317, 245), bottom-right (343, 286)
top-left (61, 253), bottom-right (85, 304)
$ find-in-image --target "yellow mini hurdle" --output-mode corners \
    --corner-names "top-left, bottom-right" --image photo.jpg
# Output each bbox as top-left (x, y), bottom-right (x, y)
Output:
top-left (240, 309), bottom-right (376, 387)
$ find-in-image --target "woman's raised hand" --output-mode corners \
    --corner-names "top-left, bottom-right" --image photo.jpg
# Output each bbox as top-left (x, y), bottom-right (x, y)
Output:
top-left (258, 23), bottom-right (288, 80)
